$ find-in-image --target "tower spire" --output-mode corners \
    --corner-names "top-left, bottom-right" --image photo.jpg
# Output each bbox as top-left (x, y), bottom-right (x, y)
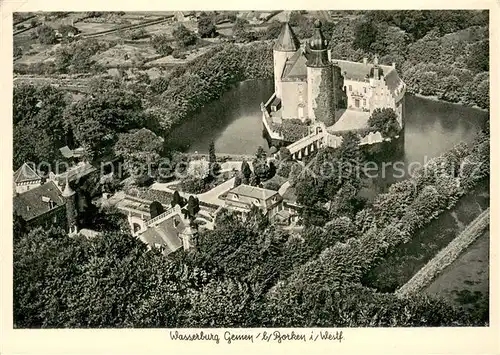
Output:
top-left (274, 22), bottom-right (300, 52)
top-left (62, 176), bottom-right (75, 197)
top-left (306, 20), bottom-right (330, 67)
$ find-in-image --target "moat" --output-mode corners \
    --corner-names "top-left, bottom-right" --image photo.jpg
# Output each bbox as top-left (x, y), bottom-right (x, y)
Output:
top-left (165, 80), bottom-right (488, 159)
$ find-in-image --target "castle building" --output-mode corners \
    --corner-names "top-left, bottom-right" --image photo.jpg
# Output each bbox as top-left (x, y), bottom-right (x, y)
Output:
top-left (263, 20), bottom-right (406, 152)
top-left (13, 180), bottom-right (79, 234)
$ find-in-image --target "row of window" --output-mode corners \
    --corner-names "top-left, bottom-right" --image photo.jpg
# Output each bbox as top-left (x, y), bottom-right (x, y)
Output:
top-left (347, 85), bottom-right (367, 94)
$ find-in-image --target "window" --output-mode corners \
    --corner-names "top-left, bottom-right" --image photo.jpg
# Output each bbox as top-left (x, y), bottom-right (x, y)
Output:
top-left (349, 85), bottom-right (352, 91)
top-left (363, 99), bottom-right (366, 106)
top-left (363, 87), bottom-right (367, 93)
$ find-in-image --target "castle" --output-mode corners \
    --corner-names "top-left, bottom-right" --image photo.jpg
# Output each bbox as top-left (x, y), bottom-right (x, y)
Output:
top-left (262, 20), bottom-right (406, 159)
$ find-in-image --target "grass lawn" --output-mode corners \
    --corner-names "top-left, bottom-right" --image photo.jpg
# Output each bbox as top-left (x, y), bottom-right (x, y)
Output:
top-left (425, 229), bottom-right (489, 324)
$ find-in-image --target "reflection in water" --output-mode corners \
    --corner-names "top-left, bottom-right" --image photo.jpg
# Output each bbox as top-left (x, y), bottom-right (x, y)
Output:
top-left (164, 80), bottom-right (274, 154)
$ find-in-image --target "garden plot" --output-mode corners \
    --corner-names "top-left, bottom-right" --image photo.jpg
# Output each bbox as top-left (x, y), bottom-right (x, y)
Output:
top-left (91, 44), bottom-right (159, 67)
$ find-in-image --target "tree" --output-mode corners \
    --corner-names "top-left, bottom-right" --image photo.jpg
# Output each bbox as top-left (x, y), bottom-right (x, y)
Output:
top-left (465, 40), bottom-right (489, 73)
top-left (249, 173), bottom-right (260, 187)
top-left (171, 191), bottom-right (183, 207)
top-left (241, 160), bottom-right (252, 184)
top-left (474, 78), bottom-right (489, 109)
top-left (173, 24), bottom-right (197, 48)
top-left (65, 89), bottom-right (145, 157)
top-left (208, 141), bottom-right (217, 163)
top-left (13, 84), bottom-right (69, 169)
top-left (279, 147), bottom-right (292, 162)
top-left (234, 174), bottom-right (242, 187)
top-left (419, 71), bottom-right (439, 96)
top-left (58, 25), bottom-right (80, 38)
top-left (187, 196), bottom-right (200, 219)
top-left (150, 34), bottom-right (174, 56)
top-left (33, 24), bottom-right (57, 44)
top-left (198, 13), bottom-right (217, 38)
top-left (367, 107), bottom-right (400, 137)
top-left (150, 201), bottom-right (165, 219)
top-left (233, 18), bottom-right (256, 42)
top-left (353, 20), bottom-right (378, 52)
top-left (439, 75), bottom-right (461, 102)
top-left (114, 128), bottom-right (164, 179)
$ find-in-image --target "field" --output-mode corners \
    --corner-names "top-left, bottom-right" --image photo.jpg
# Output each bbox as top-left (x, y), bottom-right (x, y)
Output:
top-left (74, 22), bottom-right (119, 34)
top-left (14, 43), bottom-right (59, 64)
top-left (145, 44), bottom-right (213, 67)
top-left (91, 44), bottom-right (159, 67)
top-left (425, 228), bottom-right (489, 322)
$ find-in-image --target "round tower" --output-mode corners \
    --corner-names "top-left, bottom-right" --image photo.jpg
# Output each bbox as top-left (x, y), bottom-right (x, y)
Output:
top-left (62, 177), bottom-right (78, 235)
top-left (306, 20), bottom-right (335, 126)
top-left (273, 22), bottom-right (301, 99)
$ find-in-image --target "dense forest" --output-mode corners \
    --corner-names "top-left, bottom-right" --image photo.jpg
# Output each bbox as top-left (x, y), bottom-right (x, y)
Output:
top-left (13, 10), bottom-right (490, 328)
top-left (14, 121), bottom-right (489, 327)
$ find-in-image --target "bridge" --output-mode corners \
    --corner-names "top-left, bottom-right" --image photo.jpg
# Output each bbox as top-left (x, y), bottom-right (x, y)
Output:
top-left (285, 123), bottom-right (344, 160)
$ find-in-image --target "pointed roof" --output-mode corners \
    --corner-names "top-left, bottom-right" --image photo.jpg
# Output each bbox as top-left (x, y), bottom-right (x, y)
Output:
top-left (62, 177), bottom-right (75, 197)
top-left (282, 49), bottom-right (308, 81)
top-left (13, 163), bottom-right (41, 184)
top-left (274, 22), bottom-right (300, 52)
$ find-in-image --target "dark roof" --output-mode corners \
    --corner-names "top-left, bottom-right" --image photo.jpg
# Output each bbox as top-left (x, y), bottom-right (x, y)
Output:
top-left (13, 181), bottom-right (65, 221)
top-left (140, 214), bottom-right (186, 255)
top-left (336, 60), bottom-right (403, 98)
top-left (274, 22), bottom-right (300, 52)
top-left (13, 163), bottom-right (41, 184)
top-left (282, 49), bottom-right (308, 81)
top-left (282, 185), bottom-right (298, 203)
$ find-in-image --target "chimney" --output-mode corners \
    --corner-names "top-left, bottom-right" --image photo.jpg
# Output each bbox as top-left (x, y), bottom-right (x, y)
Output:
top-left (392, 62), bottom-right (396, 69)
top-left (327, 49), bottom-right (332, 62)
top-left (363, 57), bottom-right (367, 65)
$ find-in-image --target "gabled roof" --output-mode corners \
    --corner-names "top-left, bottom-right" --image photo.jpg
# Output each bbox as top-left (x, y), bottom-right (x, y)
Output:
top-left (274, 22), bottom-right (301, 52)
top-left (335, 60), bottom-right (403, 98)
top-left (13, 181), bottom-right (65, 221)
top-left (13, 163), bottom-right (41, 184)
top-left (282, 49), bottom-right (308, 81)
top-left (227, 184), bottom-right (280, 209)
top-left (140, 214), bottom-right (186, 255)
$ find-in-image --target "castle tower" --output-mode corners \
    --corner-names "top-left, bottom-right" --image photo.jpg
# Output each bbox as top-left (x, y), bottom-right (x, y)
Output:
top-left (62, 177), bottom-right (78, 235)
top-left (306, 20), bottom-right (335, 126)
top-left (273, 22), bottom-right (301, 99)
